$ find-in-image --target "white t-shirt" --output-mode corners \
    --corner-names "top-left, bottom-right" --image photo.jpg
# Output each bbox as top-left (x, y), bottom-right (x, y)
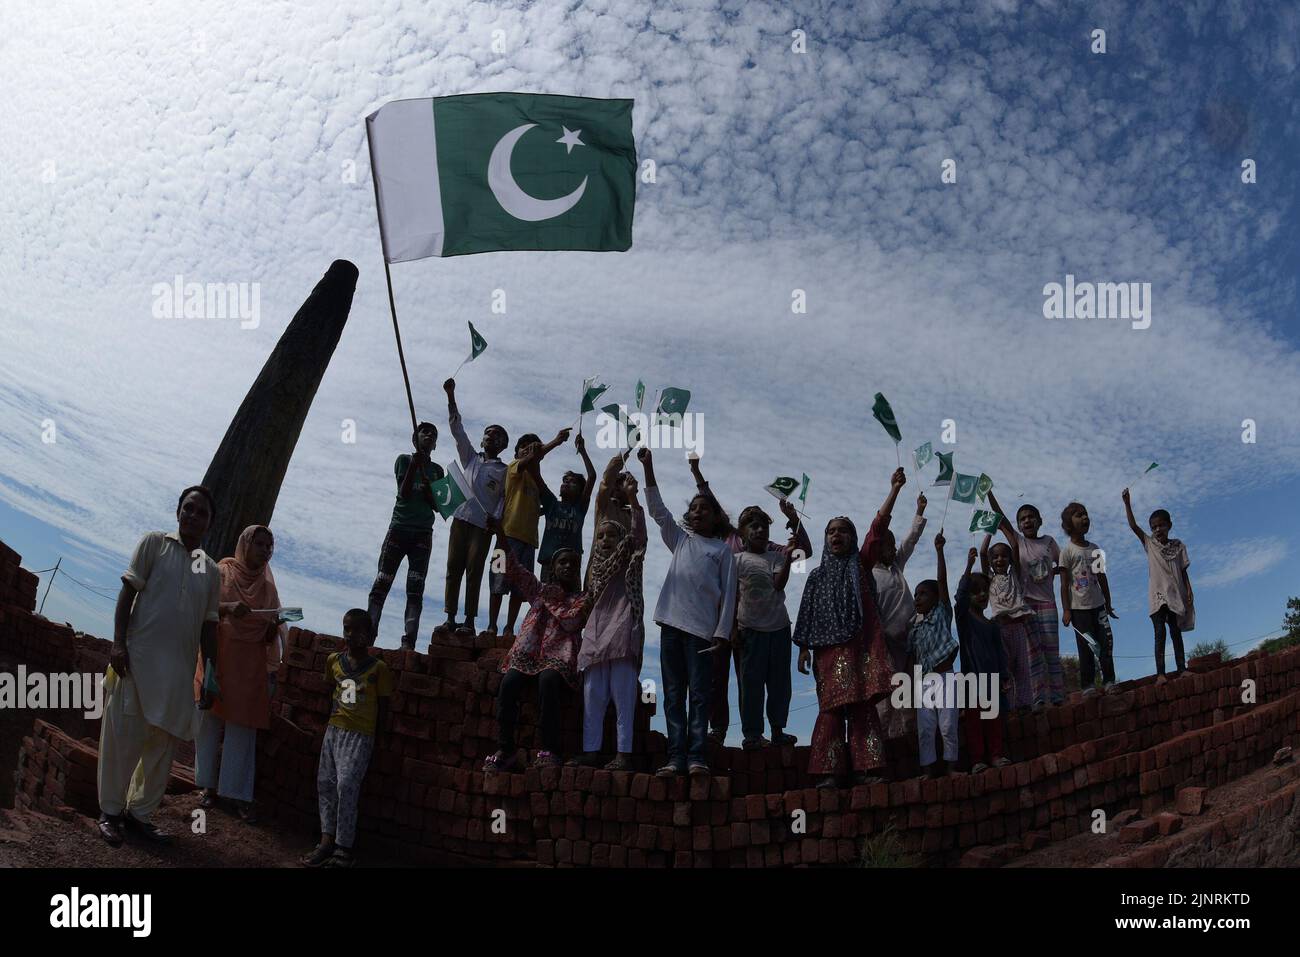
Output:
top-left (1145, 537), bottom-right (1190, 616)
top-left (1058, 539), bottom-right (1105, 610)
top-left (735, 550), bottom-right (790, 632)
top-left (1015, 532), bottom-right (1060, 605)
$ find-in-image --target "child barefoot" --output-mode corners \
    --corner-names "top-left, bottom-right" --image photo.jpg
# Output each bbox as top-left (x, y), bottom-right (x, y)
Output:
top-left (907, 532), bottom-right (959, 778)
top-left (1123, 488), bottom-right (1193, 680)
top-left (303, 609), bottom-right (393, 868)
top-left (956, 551), bottom-right (1011, 773)
top-left (570, 474), bottom-right (647, 770)
top-left (793, 516), bottom-right (892, 789)
top-left (1058, 502), bottom-right (1118, 693)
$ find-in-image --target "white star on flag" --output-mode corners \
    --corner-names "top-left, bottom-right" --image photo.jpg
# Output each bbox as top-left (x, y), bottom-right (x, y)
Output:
top-left (556, 126), bottom-right (584, 154)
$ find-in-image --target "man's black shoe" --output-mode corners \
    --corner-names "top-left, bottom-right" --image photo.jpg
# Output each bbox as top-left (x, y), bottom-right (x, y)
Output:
top-left (97, 814), bottom-right (123, 847)
top-left (123, 814), bottom-right (172, 845)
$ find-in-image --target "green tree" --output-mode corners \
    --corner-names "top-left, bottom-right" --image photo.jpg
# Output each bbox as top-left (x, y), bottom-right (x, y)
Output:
top-left (1260, 597), bottom-right (1300, 654)
top-left (1190, 639), bottom-right (1231, 661)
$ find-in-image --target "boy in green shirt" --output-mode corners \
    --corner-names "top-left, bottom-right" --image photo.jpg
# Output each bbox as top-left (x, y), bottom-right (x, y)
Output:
top-left (367, 422), bottom-right (445, 649)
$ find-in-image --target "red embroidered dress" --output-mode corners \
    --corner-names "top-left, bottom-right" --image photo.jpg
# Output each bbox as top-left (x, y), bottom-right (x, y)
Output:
top-left (498, 557), bottom-right (586, 686)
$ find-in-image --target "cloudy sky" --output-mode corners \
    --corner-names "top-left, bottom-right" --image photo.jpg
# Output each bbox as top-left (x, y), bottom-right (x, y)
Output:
top-left (3, 0), bottom-right (1298, 744)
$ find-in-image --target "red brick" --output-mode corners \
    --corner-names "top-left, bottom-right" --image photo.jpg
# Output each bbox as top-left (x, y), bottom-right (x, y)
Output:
top-left (1118, 819), bottom-right (1158, 844)
top-left (1154, 812), bottom-right (1182, 836)
top-left (1175, 786), bottom-right (1207, 816)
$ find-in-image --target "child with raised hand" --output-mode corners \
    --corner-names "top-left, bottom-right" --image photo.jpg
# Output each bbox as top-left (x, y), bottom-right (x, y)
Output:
top-left (538, 433), bottom-right (596, 584)
top-left (733, 505), bottom-right (810, 749)
top-left (793, 515), bottom-right (892, 788)
top-left (864, 466), bottom-right (927, 741)
top-left (441, 378), bottom-right (508, 638)
top-left (989, 489), bottom-right (1064, 707)
top-left (639, 447), bottom-right (737, 777)
top-left (570, 473), bottom-right (647, 771)
top-left (907, 531), bottom-right (960, 778)
top-left (1058, 502), bottom-right (1118, 694)
top-left (488, 427), bottom-right (572, 638)
top-left (1123, 488), bottom-right (1193, 681)
top-left (303, 609), bottom-right (393, 868)
top-left (956, 549), bottom-right (1011, 773)
top-left (979, 518), bottom-right (1033, 712)
top-left (484, 518), bottom-right (590, 772)
top-left (690, 454), bottom-right (810, 744)
top-left (367, 421), bottom-right (445, 649)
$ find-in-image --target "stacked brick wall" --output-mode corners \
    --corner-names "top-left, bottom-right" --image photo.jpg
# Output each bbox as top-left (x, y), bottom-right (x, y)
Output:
top-left (12, 718), bottom-right (100, 820)
top-left (3, 534), bottom-right (1299, 867)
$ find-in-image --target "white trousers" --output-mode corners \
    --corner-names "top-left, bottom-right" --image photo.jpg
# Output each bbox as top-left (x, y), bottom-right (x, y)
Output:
top-left (916, 673), bottom-right (959, 766)
top-left (582, 658), bottom-right (639, 753)
top-left (97, 672), bottom-right (179, 821)
top-left (195, 709), bottom-right (258, 803)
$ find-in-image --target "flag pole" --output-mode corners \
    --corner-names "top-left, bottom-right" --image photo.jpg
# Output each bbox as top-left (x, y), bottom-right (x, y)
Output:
top-left (939, 479), bottom-right (954, 534)
top-left (366, 123), bottom-right (419, 434)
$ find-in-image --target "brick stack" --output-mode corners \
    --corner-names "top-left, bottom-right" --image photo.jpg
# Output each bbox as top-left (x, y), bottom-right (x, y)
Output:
top-left (0, 541), bottom-right (39, 612)
top-left (2, 532), bottom-right (1300, 867)
top-left (12, 718), bottom-right (100, 821)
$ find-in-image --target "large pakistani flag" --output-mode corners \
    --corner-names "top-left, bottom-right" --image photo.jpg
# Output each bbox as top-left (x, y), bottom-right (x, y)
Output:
top-left (367, 93), bottom-right (636, 260)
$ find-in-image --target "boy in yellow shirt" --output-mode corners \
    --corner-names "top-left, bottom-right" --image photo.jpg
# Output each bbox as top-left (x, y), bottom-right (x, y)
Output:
top-left (303, 609), bottom-right (393, 868)
top-left (487, 428), bottom-right (571, 637)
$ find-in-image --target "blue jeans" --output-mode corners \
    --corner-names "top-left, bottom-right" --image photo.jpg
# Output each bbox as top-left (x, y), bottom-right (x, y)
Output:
top-left (660, 625), bottom-right (713, 766)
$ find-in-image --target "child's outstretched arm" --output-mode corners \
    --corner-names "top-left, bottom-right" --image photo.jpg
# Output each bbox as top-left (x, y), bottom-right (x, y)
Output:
top-left (639, 448), bottom-right (683, 550)
top-left (935, 530), bottom-right (949, 606)
top-left (979, 534), bottom-right (992, 576)
top-left (575, 434), bottom-right (597, 509)
top-left (443, 378), bottom-right (474, 467)
top-left (877, 467), bottom-right (906, 521)
top-left (534, 428), bottom-right (572, 462)
top-left (778, 498), bottom-right (814, 560)
top-left (1122, 488), bottom-right (1146, 544)
top-left (985, 490), bottom-right (1019, 564)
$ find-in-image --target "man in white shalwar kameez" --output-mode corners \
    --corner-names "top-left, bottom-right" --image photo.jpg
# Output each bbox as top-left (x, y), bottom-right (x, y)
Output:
top-left (97, 486), bottom-right (221, 846)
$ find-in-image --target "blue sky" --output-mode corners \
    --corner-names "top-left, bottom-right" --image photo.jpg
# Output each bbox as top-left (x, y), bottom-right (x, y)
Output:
top-left (2, 0), bottom-right (1298, 745)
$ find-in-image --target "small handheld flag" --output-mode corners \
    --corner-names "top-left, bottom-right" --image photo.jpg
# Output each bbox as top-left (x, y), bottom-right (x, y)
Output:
top-left (635, 380), bottom-right (646, 411)
top-left (581, 377), bottom-right (609, 415)
top-left (798, 473), bottom-right (811, 504)
top-left (765, 476), bottom-right (801, 500)
top-left (951, 473), bottom-right (979, 504)
top-left (871, 393), bottom-right (902, 443)
top-left (933, 452), bottom-right (955, 486)
top-left (430, 463), bottom-right (470, 519)
top-left (913, 442), bottom-right (934, 471)
top-left (449, 321), bottom-right (489, 378)
top-left (976, 473), bottom-right (993, 502)
top-left (969, 510), bottom-right (1002, 534)
top-left (253, 607), bottom-right (305, 623)
top-left (657, 387), bottom-right (691, 417)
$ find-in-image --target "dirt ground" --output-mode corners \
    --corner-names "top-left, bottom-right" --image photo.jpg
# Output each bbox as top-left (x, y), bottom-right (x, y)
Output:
top-left (0, 789), bottom-right (423, 868)
top-left (1009, 758), bottom-right (1298, 868)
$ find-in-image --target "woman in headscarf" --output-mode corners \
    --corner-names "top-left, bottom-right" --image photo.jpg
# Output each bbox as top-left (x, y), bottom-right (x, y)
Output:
top-left (793, 516), bottom-right (893, 788)
top-left (569, 473), bottom-right (647, 771)
top-left (194, 524), bottom-right (283, 820)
